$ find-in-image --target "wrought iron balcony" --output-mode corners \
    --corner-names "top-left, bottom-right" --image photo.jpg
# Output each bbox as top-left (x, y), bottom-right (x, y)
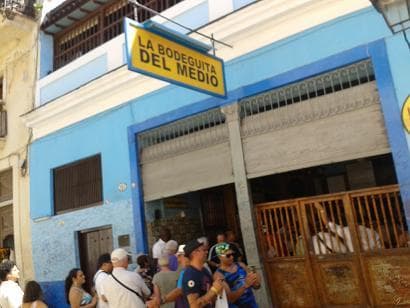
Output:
top-left (0, 0), bottom-right (36, 19)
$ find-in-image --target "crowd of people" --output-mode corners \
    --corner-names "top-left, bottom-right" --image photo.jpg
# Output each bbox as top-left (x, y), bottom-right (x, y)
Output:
top-left (0, 260), bottom-right (47, 308)
top-left (0, 228), bottom-right (261, 308)
top-left (69, 228), bottom-right (260, 308)
top-left (89, 228), bottom-right (261, 308)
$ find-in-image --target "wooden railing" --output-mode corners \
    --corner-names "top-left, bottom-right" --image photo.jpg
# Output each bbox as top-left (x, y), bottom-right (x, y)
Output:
top-left (54, 0), bottom-right (184, 70)
top-left (0, 0), bottom-right (36, 18)
top-left (256, 185), bottom-right (408, 259)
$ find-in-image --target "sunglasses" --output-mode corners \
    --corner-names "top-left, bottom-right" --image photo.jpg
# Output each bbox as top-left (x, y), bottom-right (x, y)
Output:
top-left (222, 253), bottom-right (234, 258)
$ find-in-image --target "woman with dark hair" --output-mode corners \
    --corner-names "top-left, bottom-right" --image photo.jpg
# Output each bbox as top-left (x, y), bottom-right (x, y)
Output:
top-left (136, 254), bottom-right (154, 293)
top-left (22, 281), bottom-right (48, 308)
top-left (65, 268), bottom-right (97, 308)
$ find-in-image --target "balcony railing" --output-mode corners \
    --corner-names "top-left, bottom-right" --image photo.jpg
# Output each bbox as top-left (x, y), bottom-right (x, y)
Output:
top-left (53, 0), bottom-right (184, 70)
top-left (0, 0), bottom-right (36, 19)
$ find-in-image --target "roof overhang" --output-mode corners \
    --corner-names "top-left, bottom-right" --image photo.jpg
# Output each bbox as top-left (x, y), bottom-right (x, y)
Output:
top-left (41, 0), bottom-right (113, 35)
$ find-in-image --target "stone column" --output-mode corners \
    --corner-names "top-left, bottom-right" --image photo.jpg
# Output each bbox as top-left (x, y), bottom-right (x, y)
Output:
top-left (221, 103), bottom-right (272, 307)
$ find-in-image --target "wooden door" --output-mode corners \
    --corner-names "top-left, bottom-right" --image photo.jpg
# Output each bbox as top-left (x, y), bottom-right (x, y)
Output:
top-left (79, 227), bottom-right (113, 291)
top-left (200, 185), bottom-right (241, 243)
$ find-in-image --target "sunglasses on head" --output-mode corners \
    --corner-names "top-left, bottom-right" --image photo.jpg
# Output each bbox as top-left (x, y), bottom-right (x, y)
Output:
top-left (222, 253), bottom-right (234, 258)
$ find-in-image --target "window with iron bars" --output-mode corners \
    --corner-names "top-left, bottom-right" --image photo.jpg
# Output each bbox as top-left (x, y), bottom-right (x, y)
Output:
top-left (0, 0), bottom-right (36, 18)
top-left (138, 108), bottom-right (226, 150)
top-left (53, 0), bottom-right (184, 70)
top-left (239, 60), bottom-right (375, 118)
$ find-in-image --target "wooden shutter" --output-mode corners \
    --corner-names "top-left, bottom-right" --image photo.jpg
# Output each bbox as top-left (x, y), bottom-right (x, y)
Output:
top-left (54, 155), bottom-right (102, 214)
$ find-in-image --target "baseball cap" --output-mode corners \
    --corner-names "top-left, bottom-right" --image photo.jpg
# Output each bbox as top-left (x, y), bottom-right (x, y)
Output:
top-left (176, 244), bottom-right (186, 256)
top-left (215, 243), bottom-right (231, 256)
top-left (184, 239), bottom-right (203, 257)
top-left (111, 248), bottom-right (131, 262)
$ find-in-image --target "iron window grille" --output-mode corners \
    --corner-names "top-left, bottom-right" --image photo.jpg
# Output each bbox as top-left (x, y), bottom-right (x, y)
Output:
top-left (53, 0), bottom-right (183, 70)
top-left (239, 60), bottom-right (375, 118)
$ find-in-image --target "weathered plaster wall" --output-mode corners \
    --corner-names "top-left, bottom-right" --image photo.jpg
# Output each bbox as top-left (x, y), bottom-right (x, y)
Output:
top-left (0, 16), bottom-right (37, 281)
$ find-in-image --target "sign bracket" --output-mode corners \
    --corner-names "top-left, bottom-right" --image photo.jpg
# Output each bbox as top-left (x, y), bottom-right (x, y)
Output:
top-left (128, 0), bottom-right (233, 56)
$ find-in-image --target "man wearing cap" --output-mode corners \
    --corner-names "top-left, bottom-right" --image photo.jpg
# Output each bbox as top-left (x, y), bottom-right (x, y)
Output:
top-left (102, 248), bottom-right (150, 308)
top-left (93, 253), bottom-right (113, 308)
top-left (181, 239), bottom-right (224, 308)
top-left (213, 243), bottom-right (260, 308)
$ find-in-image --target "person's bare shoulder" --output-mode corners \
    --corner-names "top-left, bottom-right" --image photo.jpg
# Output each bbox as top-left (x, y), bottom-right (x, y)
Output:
top-left (39, 301), bottom-right (48, 308)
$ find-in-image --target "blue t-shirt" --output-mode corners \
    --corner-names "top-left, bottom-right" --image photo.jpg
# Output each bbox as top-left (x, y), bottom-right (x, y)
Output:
top-left (177, 269), bottom-right (185, 288)
top-left (216, 263), bottom-right (258, 308)
top-left (175, 270), bottom-right (186, 308)
top-left (182, 266), bottom-right (213, 308)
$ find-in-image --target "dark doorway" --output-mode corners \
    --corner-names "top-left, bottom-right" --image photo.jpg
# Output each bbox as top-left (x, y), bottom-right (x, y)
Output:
top-left (78, 226), bottom-right (113, 291)
top-left (251, 154), bottom-right (397, 204)
top-left (200, 185), bottom-right (241, 245)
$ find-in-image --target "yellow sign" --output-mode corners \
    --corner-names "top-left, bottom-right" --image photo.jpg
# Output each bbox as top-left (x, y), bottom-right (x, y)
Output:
top-left (402, 96), bottom-right (410, 133)
top-left (125, 20), bottom-right (226, 98)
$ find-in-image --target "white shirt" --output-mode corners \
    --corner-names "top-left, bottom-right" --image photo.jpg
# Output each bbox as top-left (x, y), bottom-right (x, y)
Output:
top-left (93, 269), bottom-right (110, 308)
top-left (0, 280), bottom-right (24, 308)
top-left (152, 239), bottom-right (166, 259)
top-left (101, 267), bottom-right (150, 308)
top-left (313, 222), bottom-right (382, 254)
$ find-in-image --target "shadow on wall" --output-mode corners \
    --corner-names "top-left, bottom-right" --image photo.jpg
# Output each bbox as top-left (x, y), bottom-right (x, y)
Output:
top-left (39, 281), bottom-right (69, 308)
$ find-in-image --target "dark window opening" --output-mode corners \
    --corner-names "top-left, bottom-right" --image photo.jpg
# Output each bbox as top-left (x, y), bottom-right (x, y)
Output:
top-left (53, 154), bottom-right (103, 214)
top-left (251, 154), bottom-right (397, 204)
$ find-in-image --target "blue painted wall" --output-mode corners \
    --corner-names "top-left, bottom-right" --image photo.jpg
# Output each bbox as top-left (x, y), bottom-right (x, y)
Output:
top-left (161, 0), bottom-right (209, 33)
top-left (39, 55), bottom-right (108, 105)
top-left (30, 6), bottom-right (410, 305)
top-left (233, 0), bottom-right (255, 10)
top-left (39, 32), bottom-right (53, 79)
top-left (381, 34), bottom-right (410, 228)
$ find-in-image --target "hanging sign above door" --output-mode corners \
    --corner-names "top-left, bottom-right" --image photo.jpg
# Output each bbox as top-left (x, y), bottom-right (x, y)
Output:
top-left (124, 18), bottom-right (226, 98)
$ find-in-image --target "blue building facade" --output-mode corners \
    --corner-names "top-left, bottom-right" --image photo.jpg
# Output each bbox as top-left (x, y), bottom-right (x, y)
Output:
top-left (26, 0), bottom-right (410, 306)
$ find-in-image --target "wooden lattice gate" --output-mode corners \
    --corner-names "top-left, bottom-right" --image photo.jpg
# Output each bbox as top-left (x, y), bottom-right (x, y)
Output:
top-left (255, 185), bottom-right (410, 307)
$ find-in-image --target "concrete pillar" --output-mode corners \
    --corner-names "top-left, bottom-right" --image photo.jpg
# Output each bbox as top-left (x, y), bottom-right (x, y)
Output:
top-left (11, 155), bottom-right (34, 282)
top-left (221, 103), bottom-right (272, 307)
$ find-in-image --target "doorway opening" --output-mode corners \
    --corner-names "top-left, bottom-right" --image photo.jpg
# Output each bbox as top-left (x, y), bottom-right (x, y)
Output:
top-left (251, 153), bottom-right (397, 204)
top-left (144, 184), bottom-right (243, 255)
top-left (78, 226), bottom-right (113, 291)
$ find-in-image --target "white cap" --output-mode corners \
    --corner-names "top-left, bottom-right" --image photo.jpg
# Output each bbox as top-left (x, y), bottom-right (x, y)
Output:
top-left (165, 240), bottom-right (178, 252)
top-left (176, 244), bottom-right (186, 256)
top-left (111, 248), bottom-right (131, 262)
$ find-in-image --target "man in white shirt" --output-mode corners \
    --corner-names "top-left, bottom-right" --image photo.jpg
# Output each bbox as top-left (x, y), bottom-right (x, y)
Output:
top-left (93, 253), bottom-right (113, 308)
top-left (0, 260), bottom-right (23, 308)
top-left (102, 248), bottom-right (150, 308)
top-left (152, 227), bottom-right (171, 260)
